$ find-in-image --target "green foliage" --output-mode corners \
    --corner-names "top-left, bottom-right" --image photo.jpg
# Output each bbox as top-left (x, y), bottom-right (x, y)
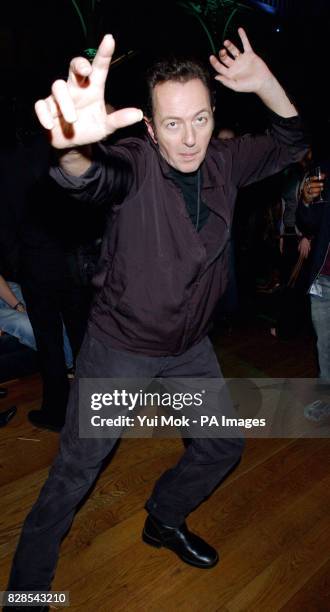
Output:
top-left (178, 0), bottom-right (253, 52)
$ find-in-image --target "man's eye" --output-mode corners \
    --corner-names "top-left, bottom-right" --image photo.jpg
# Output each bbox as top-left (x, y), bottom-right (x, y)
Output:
top-left (167, 121), bottom-right (177, 129)
top-left (196, 116), bottom-right (207, 124)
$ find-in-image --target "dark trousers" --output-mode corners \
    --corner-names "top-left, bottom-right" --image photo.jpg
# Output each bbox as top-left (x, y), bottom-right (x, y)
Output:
top-left (8, 332), bottom-right (244, 591)
top-left (276, 235), bottom-right (309, 339)
top-left (21, 274), bottom-right (91, 415)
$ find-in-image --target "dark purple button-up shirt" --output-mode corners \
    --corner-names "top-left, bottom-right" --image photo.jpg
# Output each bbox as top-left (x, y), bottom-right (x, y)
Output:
top-left (51, 112), bottom-right (307, 355)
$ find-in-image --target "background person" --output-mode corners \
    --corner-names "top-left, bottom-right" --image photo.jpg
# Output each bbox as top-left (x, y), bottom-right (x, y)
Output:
top-left (0, 272), bottom-right (73, 367)
top-left (297, 162), bottom-right (330, 423)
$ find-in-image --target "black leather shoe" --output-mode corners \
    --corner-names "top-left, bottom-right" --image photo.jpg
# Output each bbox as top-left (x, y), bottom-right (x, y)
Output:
top-left (28, 410), bottom-right (65, 433)
top-left (142, 515), bottom-right (219, 568)
top-left (0, 387), bottom-right (8, 398)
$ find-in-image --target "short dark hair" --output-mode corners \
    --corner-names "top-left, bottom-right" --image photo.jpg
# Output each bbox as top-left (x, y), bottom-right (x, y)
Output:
top-left (145, 56), bottom-right (215, 118)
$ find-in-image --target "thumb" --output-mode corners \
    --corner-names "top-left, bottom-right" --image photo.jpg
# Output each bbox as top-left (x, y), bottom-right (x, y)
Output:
top-left (106, 107), bottom-right (143, 133)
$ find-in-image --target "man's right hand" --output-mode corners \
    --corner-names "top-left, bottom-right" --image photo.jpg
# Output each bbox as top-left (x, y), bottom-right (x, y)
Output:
top-left (35, 35), bottom-right (143, 149)
top-left (298, 237), bottom-right (311, 259)
top-left (302, 175), bottom-right (325, 204)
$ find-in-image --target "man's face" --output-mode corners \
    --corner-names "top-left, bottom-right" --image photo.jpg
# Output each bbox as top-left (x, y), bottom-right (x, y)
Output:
top-left (146, 78), bottom-right (214, 173)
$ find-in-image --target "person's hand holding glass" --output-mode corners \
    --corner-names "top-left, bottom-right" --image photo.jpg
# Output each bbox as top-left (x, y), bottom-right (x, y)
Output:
top-left (303, 166), bottom-right (326, 204)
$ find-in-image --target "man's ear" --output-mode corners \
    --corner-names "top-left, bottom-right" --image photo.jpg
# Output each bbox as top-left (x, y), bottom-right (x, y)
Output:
top-left (144, 117), bottom-right (158, 144)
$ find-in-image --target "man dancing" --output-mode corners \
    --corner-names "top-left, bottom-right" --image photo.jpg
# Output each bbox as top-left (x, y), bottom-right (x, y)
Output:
top-left (5, 28), bottom-right (307, 609)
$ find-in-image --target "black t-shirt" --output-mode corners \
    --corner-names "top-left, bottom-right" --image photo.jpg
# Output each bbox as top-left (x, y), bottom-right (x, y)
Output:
top-left (169, 167), bottom-right (210, 231)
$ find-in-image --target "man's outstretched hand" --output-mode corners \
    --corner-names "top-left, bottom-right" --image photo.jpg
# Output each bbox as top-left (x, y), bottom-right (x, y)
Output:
top-left (209, 27), bottom-right (274, 94)
top-left (35, 35), bottom-right (143, 149)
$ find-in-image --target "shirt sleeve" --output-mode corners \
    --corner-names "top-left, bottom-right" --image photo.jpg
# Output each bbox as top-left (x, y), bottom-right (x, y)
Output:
top-left (296, 200), bottom-right (323, 237)
top-left (49, 138), bottom-right (146, 206)
top-left (281, 166), bottom-right (302, 228)
top-left (225, 111), bottom-right (309, 189)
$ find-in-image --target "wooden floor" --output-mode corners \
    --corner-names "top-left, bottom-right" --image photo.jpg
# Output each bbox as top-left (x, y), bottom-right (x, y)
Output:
top-left (0, 320), bottom-right (329, 611)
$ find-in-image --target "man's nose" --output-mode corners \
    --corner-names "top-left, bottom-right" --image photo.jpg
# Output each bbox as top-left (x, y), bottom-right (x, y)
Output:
top-left (182, 125), bottom-right (196, 147)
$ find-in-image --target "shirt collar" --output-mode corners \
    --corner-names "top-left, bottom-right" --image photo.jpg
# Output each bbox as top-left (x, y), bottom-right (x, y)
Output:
top-left (146, 135), bottom-right (225, 188)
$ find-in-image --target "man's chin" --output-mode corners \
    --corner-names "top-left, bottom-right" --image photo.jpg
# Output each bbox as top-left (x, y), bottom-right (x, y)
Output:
top-left (175, 157), bottom-right (201, 173)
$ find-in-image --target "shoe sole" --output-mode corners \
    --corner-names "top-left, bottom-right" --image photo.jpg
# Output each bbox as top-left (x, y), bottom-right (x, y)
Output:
top-left (142, 529), bottom-right (219, 569)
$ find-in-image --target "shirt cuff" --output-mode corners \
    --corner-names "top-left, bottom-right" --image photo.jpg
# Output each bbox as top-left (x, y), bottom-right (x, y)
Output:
top-left (267, 108), bottom-right (301, 126)
top-left (50, 159), bottom-right (102, 191)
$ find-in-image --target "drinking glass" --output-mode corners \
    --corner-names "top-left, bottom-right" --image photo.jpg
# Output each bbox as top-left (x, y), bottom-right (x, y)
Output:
top-left (313, 165), bottom-right (324, 202)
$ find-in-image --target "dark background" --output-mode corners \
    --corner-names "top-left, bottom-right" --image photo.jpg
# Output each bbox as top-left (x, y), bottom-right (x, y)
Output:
top-left (1, 0), bottom-right (329, 151)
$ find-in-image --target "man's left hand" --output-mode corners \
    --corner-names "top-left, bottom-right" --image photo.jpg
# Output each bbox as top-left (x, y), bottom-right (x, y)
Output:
top-left (210, 28), bottom-right (274, 94)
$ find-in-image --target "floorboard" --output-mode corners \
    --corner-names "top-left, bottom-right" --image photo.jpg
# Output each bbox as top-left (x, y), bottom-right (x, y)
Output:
top-left (0, 320), bottom-right (329, 611)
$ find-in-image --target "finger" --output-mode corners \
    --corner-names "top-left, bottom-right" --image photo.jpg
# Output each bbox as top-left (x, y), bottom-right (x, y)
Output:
top-left (223, 39), bottom-right (241, 59)
top-left (68, 56), bottom-right (92, 86)
top-left (106, 107), bottom-right (143, 132)
top-left (51, 80), bottom-right (77, 123)
top-left (238, 27), bottom-right (252, 52)
top-left (214, 74), bottom-right (238, 91)
top-left (307, 178), bottom-right (323, 188)
top-left (209, 55), bottom-right (230, 76)
top-left (219, 48), bottom-right (235, 68)
top-left (35, 94), bottom-right (60, 124)
top-left (90, 34), bottom-right (115, 88)
top-left (305, 186), bottom-right (322, 197)
top-left (35, 99), bottom-right (55, 130)
top-left (308, 191), bottom-right (322, 201)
